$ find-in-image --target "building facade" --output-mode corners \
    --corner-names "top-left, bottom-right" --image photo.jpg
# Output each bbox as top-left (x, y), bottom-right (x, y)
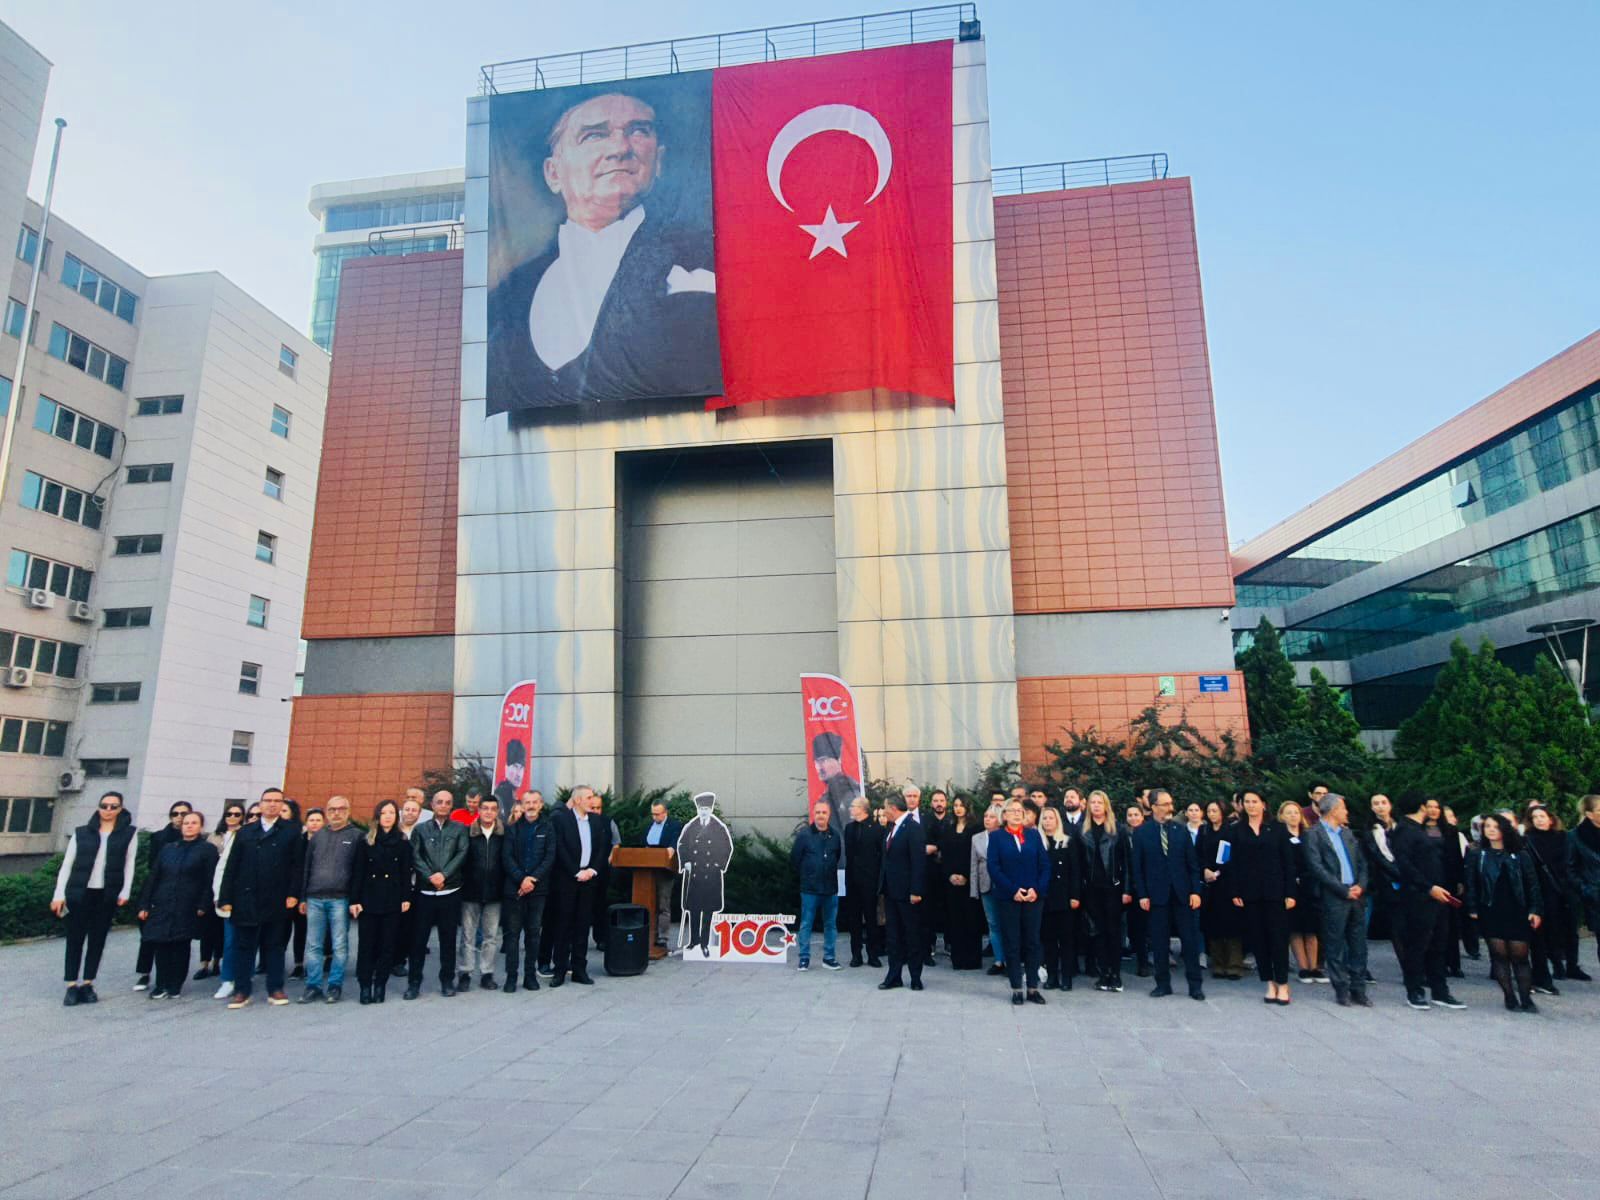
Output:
top-left (289, 14), bottom-right (1242, 836)
top-left (1232, 331), bottom-right (1600, 741)
top-left (0, 20), bottom-right (330, 852)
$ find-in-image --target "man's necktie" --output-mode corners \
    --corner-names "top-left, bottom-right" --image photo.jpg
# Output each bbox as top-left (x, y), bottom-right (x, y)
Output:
top-left (1159, 823), bottom-right (1169, 855)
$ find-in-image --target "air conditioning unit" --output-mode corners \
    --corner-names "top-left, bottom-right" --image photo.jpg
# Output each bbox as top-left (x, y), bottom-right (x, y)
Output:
top-left (58, 769), bottom-right (86, 793)
top-left (68, 600), bottom-right (94, 623)
top-left (27, 588), bottom-right (53, 610)
top-left (5, 666), bottom-right (34, 688)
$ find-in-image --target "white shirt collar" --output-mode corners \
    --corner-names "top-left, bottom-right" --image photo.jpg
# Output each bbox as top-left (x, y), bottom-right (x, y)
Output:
top-left (259, 818), bottom-right (276, 833)
top-left (529, 205), bottom-right (646, 372)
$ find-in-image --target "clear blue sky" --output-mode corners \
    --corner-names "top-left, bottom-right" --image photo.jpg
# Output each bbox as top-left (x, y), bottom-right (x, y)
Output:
top-left (5, 0), bottom-right (1596, 543)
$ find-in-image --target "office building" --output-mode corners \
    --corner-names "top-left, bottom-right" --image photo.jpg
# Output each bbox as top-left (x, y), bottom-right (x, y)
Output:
top-left (0, 19), bottom-right (330, 852)
top-left (1232, 331), bottom-right (1600, 741)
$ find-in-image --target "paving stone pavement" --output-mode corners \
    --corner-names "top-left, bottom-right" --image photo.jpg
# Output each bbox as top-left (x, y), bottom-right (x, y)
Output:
top-left (2, 927), bottom-right (1599, 1200)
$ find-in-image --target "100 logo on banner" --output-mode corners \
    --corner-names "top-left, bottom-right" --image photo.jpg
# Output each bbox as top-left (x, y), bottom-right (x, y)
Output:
top-left (696, 914), bottom-right (796, 964)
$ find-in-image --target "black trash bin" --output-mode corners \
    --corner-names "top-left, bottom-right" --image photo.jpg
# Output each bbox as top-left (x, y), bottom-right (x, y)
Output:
top-left (604, 904), bottom-right (650, 977)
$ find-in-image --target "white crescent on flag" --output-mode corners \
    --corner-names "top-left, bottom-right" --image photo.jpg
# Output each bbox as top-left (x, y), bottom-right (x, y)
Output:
top-left (765, 103), bottom-right (894, 214)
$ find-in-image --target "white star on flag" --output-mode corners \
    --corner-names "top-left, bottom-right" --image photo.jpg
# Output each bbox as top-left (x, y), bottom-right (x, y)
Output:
top-left (798, 206), bottom-right (860, 259)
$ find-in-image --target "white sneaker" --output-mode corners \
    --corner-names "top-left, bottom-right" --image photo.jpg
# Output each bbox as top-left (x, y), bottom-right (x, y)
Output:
top-left (213, 980), bottom-right (235, 1000)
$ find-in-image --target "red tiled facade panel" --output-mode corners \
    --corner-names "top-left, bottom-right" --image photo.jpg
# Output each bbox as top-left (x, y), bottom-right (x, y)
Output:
top-left (1233, 329), bottom-right (1600, 574)
top-left (1017, 671), bottom-right (1249, 771)
top-left (302, 252), bottom-right (462, 640)
top-left (997, 179), bottom-right (1235, 615)
top-left (284, 693), bottom-right (453, 819)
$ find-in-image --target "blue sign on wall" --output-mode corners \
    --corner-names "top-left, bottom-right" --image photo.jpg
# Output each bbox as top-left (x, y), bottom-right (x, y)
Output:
top-left (1197, 675), bottom-right (1230, 693)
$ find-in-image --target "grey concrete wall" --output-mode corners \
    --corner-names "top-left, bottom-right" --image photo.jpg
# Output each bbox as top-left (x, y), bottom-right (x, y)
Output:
top-left (302, 636), bottom-right (454, 696)
top-left (1017, 608), bottom-right (1235, 678)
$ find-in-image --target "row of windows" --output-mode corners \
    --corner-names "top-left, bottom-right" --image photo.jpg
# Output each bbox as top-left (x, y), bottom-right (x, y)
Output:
top-left (1239, 382), bottom-right (1600, 605)
top-left (323, 192), bottom-right (463, 233)
top-left (0, 630), bottom-right (81, 679)
top-left (7, 550), bottom-right (92, 602)
top-left (0, 716), bottom-right (68, 757)
top-left (21, 471), bottom-right (102, 529)
top-left (0, 795), bottom-right (55, 834)
top-left (47, 323), bottom-right (128, 390)
top-left (35, 396), bottom-right (117, 459)
top-left (61, 254), bottom-right (138, 324)
top-left (1277, 506), bottom-right (1600, 663)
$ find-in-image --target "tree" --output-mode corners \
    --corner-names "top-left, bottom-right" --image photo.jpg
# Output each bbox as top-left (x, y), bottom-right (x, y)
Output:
top-left (1236, 618), bottom-right (1306, 745)
top-left (1037, 705), bottom-right (1251, 807)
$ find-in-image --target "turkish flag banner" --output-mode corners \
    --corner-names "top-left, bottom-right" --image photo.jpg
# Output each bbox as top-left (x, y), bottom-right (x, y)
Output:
top-left (711, 42), bottom-right (954, 408)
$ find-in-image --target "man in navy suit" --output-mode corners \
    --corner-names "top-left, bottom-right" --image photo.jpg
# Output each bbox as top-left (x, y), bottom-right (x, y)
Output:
top-left (1129, 789), bottom-right (1205, 1000)
top-left (877, 790), bottom-right (927, 992)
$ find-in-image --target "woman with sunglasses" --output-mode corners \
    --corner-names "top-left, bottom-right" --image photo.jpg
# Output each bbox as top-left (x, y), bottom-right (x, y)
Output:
top-left (51, 792), bottom-right (138, 1006)
top-left (208, 804), bottom-right (246, 999)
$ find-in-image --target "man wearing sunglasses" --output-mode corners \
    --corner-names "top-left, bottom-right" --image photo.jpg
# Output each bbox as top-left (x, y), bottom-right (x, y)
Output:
top-left (133, 801), bottom-right (192, 990)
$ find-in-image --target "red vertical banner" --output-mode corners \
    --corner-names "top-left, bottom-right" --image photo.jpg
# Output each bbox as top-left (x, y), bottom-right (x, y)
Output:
top-left (492, 680), bottom-right (536, 809)
top-left (802, 673), bottom-right (865, 831)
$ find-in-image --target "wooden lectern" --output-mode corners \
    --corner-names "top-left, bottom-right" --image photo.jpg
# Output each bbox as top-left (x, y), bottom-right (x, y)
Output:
top-left (612, 847), bottom-right (677, 959)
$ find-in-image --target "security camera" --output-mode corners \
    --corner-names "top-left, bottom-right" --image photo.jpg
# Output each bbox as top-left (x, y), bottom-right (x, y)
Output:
top-left (1220, 608), bottom-right (1232, 623)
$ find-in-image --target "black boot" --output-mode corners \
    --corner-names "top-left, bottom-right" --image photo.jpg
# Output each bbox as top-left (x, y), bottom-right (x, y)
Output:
top-left (374, 980), bottom-right (386, 1003)
top-left (359, 984), bottom-right (373, 1005)
top-left (1513, 959), bottom-right (1537, 1012)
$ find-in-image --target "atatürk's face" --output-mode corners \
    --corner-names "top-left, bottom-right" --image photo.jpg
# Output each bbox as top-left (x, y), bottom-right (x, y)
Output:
top-left (815, 755), bottom-right (842, 781)
top-left (544, 93), bottom-right (661, 231)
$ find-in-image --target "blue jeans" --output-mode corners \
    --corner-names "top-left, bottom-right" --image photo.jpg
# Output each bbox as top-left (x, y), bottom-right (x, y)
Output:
top-left (304, 898), bottom-right (350, 990)
top-left (798, 893), bottom-right (838, 964)
top-left (219, 919), bottom-right (238, 984)
top-left (981, 893), bottom-right (1005, 962)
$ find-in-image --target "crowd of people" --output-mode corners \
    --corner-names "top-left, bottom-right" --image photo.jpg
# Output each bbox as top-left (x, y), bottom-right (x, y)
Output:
top-left (790, 782), bottom-right (1600, 1012)
top-left (47, 778), bottom-right (1600, 1017)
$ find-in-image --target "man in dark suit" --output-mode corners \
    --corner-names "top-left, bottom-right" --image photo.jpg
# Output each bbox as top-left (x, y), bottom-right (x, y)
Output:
top-left (878, 789), bottom-right (928, 992)
top-left (1390, 792), bottom-right (1466, 1010)
top-left (638, 800), bottom-right (683, 950)
top-left (1128, 789), bottom-right (1205, 1000)
top-left (842, 796), bottom-right (885, 968)
top-left (487, 90), bottom-right (721, 411)
top-left (1304, 793), bottom-right (1372, 1007)
top-left (217, 788), bottom-right (305, 1009)
top-left (549, 784), bottom-right (612, 985)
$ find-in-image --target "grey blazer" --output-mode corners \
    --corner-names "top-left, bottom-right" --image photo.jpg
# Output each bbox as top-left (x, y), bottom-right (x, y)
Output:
top-left (1303, 823), bottom-right (1369, 899)
top-left (970, 831), bottom-right (993, 898)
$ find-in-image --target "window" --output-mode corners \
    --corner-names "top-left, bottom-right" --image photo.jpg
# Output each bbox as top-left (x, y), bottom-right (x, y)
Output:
top-left (46, 323), bottom-right (128, 389)
top-left (15, 224), bottom-right (41, 266)
top-left (1, 374), bottom-right (9, 417)
top-left (60, 254), bottom-right (138, 324)
top-left (278, 345), bottom-right (297, 378)
top-left (239, 661), bottom-right (261, 696)
top-left (6, 550), bottom-right (92, 601)
top-left (20, 471), bottom-right (103, 529)
top-left (263, 467), bottom-right (284, 500)
top-left (125, 463), bottom-right (173, 484)
top-left (3, 298), bottom-right (23, 339)
top-left (34, 397), bottom-right (117, 458)
top-left (112, 534), bottom-right (162, 557)
top-left (270, 405), bottom-right (291, 438)
top-left (230, 730), bottom-right (253, 765)
top-left (247, 595), bottom-right (269, 628)
top-left (0, 716), bottom-right (69, 757)
top-left (135, 395), bottom-right (183, 416)
top-left (323, 191), bottom-right (464, 233)
top-left (103, 607), bottom-right (152, 629)
top-left (255, 531), bottom-right (277, 564)
top-left (80, 758), bottom-right (129, 778)
top-left (0, 796), bottom-right (55, 834)
top-left (0, 631), bottom-right (81, 679)
top-left (89, 682), bottom-right (141, 704)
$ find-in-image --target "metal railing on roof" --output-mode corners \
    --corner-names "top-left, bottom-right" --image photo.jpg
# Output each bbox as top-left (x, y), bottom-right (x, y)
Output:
top-left (366, 223), bottom-right (464, 253)
top-left (479, 5), bottom-right (979, 95)
top-left (991, 154), bottom-right (1169, 196)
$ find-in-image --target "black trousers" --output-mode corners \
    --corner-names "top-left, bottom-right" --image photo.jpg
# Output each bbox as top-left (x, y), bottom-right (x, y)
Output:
top-left (922, 862), bottom-right (945, 955)
top-left (552, 877), bottom-right (597, 977)
top-left (135, 927), bottom-right (156, 976)
top-left (1040, 908), bottom-right (1073, 985)
top-left (1146, 901), bottom-right (1202, 990)
top-left (232, 919), bottom-right (288, 999)
top-left (1531, 891), bottom-right (1573, 985)
top-left (883, 895), bottom-right (923, 985)
top-left (1444, 903), bottom-right (1463, 973)
top-left (291, 907), bottom-right (308, 965)
top-left (1242, 899), bottom-right (1291, 984)
top-left (152, 939), bottom-right (191, 995)
top-left (356, 911), bottom-right (404, 986)
top-left (1395, 893), bottom-right (1449, 997)
top-left (590, 867), bottom-right (612, 949)
top-left (997, 896), bottom-right (1043, 989)
top-left (842, 886), bottom-right (883, 962)
top-left (684, 906), bottom-right (714, 955)
top-left (1127, 904), bottom-right (1149, 969)
top-left (409, 892), bottom-right (461, 988)
top-left (1085, 886), bottom-right (1123, 981)
top-left (198, 911), bottom-right (225, 964)
top-left (63, 889), bottom-right (118, 982)
top-left (538, 885), bottom-right (560, 969)
top-left (502, 890), bottom-right (547, 983)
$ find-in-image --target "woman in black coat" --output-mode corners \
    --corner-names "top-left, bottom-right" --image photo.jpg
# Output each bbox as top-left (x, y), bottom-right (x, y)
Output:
top-left (1279, 801), bottom-right (1322, 984)
top-left (1037, 806), bottom-right (1081, 990)
top-left (1229, 793), bottom-right (1296, 1005)
top-left (351, 800), bottom-right (414, 1004)
top-left (1523, 804), bottom-right (1586, 987)
top-left (1080, 790), bottom-right (1131, 993)
top-left (1198, 801), bottom-right (1242, 979)
top-left (1465, 814), bottom-right (1544, 1013)
top-left (137, 811), bottom-right (219, 999)
top-left (942, 797), bottom-right (984, 970)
